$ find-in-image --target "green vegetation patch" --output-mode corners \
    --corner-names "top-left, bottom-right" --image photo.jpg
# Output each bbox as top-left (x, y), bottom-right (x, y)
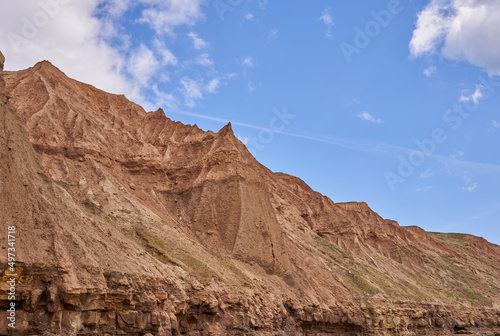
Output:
top-left (135, 226), bottom-right (221, 285)
top-left (428, 232), bottom-right (472, 247)
top-left (450, 281), bottom-right (493, 307)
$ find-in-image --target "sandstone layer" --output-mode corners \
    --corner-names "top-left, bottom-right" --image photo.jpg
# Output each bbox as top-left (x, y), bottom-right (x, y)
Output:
top-left (0, 55), bottom-right (499, 335)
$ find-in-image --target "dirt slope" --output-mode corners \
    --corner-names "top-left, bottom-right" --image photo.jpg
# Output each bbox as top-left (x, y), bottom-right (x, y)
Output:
top-left (1, 55), bottom-right (499, 335)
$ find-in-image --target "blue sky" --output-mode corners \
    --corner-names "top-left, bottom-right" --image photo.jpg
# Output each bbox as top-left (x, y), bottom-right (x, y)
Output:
top-left (1, 0), bottom-right (500, 244)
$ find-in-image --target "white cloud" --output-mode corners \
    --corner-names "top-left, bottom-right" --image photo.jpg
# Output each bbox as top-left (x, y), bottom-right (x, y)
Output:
top-left (459, 85), bottom-right (484, 104)
top-left (410, 0), bottom-right (500, 75)
top-left (423, 65), bottom-right (437, 77)
top-left (196, 53), bottom-right (214, 67)
top-left (0, 0), bottom-right (139, 98)
top-left (245, 13), bottom-right (254, 21)
top-left (492, 120), bottom-right (500, 128)
top-left (188, 31), bottom-right (207, 50)
top-left (180, 75), bottom-right (232, 107)
top-left (128, 44), bottom-right (160, 86)
top-left (319, 6), bottom-right (334, 40)
top-left (358, 111), bottom-right (383, 124)
top-left (138, 0), bottom-right (205, 35)
top-left (153, 38), bottom-right (178, 66)
top-left (180, 77), bottom-right (203, 107)
top-left (0, 1), bottom-right (231, 111)
top-left (242, 56), bottom-right (254, 67)
top-left (205, 78), bottom-right (220, 93)
top-left (152, 84), bottom-right (178, 110)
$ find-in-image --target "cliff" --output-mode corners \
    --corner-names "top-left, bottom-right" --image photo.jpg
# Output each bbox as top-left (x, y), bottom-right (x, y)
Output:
top-left (0, 54), bottom-right (499, 335)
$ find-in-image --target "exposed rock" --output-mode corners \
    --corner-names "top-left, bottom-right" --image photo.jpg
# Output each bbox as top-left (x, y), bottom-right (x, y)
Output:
top-left (0, 55), bottom-right (499, 335)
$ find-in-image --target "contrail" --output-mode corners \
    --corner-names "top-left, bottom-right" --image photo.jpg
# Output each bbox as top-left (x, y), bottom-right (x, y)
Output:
top-left (168, 110), bottom-right (500, 174)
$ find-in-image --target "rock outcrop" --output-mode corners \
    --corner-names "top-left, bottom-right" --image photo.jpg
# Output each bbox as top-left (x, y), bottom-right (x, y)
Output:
top-left (0, 56), bottom-right (499, 335)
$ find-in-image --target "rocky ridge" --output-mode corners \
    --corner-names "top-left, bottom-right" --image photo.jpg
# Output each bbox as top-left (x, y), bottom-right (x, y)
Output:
top-left (0, 54), bottom-right (499, 335)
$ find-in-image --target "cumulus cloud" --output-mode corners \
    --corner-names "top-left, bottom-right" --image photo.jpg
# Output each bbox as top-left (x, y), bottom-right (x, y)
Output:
top-left (0, 0), bottom-right (135, 97)
top-left (0, 0), bottom-right (232, 110)
top-left (358, 111), bottom-right (383, 124)
top-left (410, 0), bottom-right (500, 75)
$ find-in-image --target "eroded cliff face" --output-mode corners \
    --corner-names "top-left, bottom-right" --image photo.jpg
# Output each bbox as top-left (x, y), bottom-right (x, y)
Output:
top-left (0, 56), bottom-right (499, 335)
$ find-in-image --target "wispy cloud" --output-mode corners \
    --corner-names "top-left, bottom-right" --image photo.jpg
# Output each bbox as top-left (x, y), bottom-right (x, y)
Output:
top-left (139, 0), bottom-right (206, 35)
top-left (188, 32), bottom-right (207, 50)
top-left (459, 85), bottom-right (484, 105)
top-left (492, 120), bottom-right (500, 128)
top-left (205, 78), bottom-right (220, 93)
top-left (128, 44), bottom-right (160, 86)
top-left (242, 56), bottom-right (254, 67)
top-left (319, 6), bottom-right (334, 40)
top-left (196, 53), bottom-right (214, 67)
top-left (423, 65), bottom-right (436, 77)
top-left (245, 13), bottom-right (254, 21)
top-left (358, 111), bottom-right (383, 124)
top-left (180, 77), bottom-right (203, 107)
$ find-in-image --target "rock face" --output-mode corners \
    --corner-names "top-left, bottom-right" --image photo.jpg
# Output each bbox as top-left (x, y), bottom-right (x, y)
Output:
top-left (0, 57), bottom-right (499, 335)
